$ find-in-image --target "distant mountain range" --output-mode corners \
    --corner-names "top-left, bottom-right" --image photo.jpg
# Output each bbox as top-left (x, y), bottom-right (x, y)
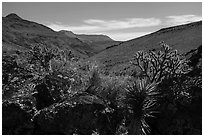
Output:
top-left (2, 13), bottom-right (202, 72)
top-left (2, 13), bottom-right (119, 57)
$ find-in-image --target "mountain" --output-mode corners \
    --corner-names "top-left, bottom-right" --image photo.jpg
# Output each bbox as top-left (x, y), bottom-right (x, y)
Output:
top-left (58, 30), bottom-right (120, 53)
top-left (92, 21), bottom-right (202, 72)
top-left (2, 13), bottom-right (94, 57)
top-left (2, 13), bottom-right (117, 57)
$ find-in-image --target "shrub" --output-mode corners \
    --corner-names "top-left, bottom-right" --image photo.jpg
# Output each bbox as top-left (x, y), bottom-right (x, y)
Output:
top-left (130, 42), bottom-right (191, 83)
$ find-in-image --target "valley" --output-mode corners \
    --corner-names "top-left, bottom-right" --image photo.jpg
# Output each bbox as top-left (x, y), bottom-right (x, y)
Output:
top-left (2, 12), bottom-right (202, 135)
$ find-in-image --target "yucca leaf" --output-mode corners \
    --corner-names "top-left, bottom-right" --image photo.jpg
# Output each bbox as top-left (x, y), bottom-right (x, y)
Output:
top-left (124, 77), bottom-right (159, 134)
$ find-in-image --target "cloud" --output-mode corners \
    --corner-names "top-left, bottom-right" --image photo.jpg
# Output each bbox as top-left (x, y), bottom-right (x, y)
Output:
top-left (165, 15), bottom-right (202, 26)
top-left (84, 18), bottom-right (161, 30)
top-left (48, 17), bottom-right (161, 33)
top-left (104, 32), bottom-right (152, 41)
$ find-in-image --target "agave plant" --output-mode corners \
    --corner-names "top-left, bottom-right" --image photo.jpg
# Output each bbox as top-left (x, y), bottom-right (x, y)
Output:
top-left (124, 77), bottom-right (159, 135)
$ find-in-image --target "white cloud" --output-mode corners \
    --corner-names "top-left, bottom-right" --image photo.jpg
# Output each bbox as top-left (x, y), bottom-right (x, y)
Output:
top-left (84, 18), bottom-right (161, 30)
top-left (100, 32), bottom-right (151, 41)
top-left (48, 17), bottom-right (161, 33)
top-left (165, 15), bottom-right (202, 26)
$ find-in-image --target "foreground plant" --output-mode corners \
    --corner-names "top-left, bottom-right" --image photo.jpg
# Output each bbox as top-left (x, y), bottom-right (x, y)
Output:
top-left (124, 77), bottom-right (159, 134)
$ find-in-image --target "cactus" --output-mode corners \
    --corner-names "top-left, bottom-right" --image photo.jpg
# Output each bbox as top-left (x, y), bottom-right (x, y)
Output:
top-left (130, 42), bottom-right (191, 83)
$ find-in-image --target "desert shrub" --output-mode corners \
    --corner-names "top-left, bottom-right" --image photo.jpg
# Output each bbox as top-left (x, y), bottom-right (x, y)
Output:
top-left (130, 42), bottom-right (191, 83)
top-left (129, 41), bottom-right (195, 106)
top-left (3, 44), bottom-right (80, 103)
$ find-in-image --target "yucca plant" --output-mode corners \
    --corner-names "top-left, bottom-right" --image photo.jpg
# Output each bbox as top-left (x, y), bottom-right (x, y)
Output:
top-left (124, 77), bottom-right (159, 134)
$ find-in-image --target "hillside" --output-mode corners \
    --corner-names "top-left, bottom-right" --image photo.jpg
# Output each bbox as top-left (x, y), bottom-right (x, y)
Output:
top-left (92, 21), bottom-right (202, 72)
top-left (2, 13), bottom-right (118, 57)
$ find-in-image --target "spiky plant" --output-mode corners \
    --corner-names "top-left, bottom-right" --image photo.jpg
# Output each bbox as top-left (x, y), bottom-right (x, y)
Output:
top-left (130, 42), bottom-right (191, 83)
top-left (124, 77), bottom-right (159, 135)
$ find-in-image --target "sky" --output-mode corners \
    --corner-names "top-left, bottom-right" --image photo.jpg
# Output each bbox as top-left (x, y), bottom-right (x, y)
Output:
top-left (2, 2), bottom-right (202, 41)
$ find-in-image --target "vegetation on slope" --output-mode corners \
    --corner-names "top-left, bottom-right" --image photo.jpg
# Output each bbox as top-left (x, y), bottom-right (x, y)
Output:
top-left (2, 42), bottom-right (202, 134)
